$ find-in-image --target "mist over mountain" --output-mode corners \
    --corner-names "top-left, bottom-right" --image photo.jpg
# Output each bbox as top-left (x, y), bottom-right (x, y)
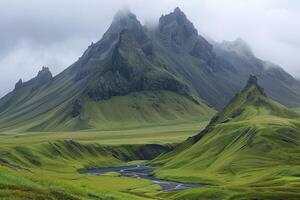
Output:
top-left (0, 7), bottom-right (300, 132)
top-left (1, 1), bottom-right (300, 97)
top-left (0, 7), bottom-right (300, 133)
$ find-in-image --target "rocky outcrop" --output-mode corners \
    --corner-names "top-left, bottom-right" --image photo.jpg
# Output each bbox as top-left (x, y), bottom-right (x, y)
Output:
top-left (14, 79), bottom-right (23, 90)
top-left (86, 29), bottom-right (195, 103)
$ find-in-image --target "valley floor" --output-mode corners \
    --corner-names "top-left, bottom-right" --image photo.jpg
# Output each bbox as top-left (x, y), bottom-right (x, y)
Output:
top-left (0, 121), bottom-right (207, 200)
top-left (1, 118), bottom-right (300, 200)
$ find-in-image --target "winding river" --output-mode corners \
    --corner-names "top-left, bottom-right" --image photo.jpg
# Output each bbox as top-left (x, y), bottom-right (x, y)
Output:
top-left (84, 165), bottom-right (201, 192)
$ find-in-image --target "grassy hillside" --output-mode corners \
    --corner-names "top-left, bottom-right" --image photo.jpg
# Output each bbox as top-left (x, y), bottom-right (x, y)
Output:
top-left (0, 10), bottom-right (214, 132)
top-left (0, 135), bottom-right (172, 200)
top-left (0, 142), bottom-right (165, 200)
top-left (0, 118), bottom-right (212, 200)
top-left (0, 90), bottom-right (214, 132)
top-left (151, 76), bottom-right (300, 199)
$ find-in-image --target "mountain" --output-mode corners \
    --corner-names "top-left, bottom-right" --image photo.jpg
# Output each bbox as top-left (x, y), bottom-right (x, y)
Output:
top-left (1, 7), bottom-right (300, 131)
top-left (214, 38), bottom-right (300, 108)
top-left (0, 9), bottom-right (215, 131)
top-left (152, 76), bottom-right (300, 199)
top-left (147, 7), bottom-right (300, 109)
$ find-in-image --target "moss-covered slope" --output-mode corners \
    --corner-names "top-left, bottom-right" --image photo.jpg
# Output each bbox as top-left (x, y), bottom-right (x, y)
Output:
top-left (152, 76), bottom-right (300, 199)
top-left (0, 10), bottom-right (213, 132)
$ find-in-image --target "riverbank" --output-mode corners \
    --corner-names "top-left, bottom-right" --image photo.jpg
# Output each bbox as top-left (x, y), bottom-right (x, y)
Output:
top-left (84, 165), bottom-right (202, 192)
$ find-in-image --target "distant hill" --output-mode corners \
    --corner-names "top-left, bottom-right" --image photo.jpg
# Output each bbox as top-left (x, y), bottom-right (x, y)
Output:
top-left (151, 76), bottom-right (300, 199)
top-left (1, 7), bottom-right (300, 131)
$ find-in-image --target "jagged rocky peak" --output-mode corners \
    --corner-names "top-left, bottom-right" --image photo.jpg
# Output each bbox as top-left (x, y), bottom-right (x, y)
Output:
top-left (13, 67), bottom-right (52, 91)
top-left (14, 79), bottom-right (23, 90)
top-left (221, 37), bottom-right (254, 57)
top-left (243, 75), bottom-right (266, 97)
top-left (247, 74), bottom-right (258, 85)
top-left (113, 7), bottom-right (137, 22)
top-left (158, 7), bottom-right (198, 39)
top-left (103, 8), bottom-right (146, 43)
top-left (157, 7), bottom-right (218, 65)
top-left (36, 66), bottom-right (52, 80)
top-left (29, 66), bottom-right (53, 87)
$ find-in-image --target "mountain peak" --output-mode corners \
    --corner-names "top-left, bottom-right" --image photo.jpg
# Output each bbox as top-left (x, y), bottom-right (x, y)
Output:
top-left (158, 7), bottom-right (198, 46)
top-left (173, 7), bottom-right (185, 16)
top-left (13, 67), bottom-right (52, 90)
top-left (101, 8), bottom-right (146, 45)
top-left (36, 66), bottom-right (52, 80)
top-left (192, 74), bottom-right (298, 143)
top-left (113, 8), bottom-right (137, 22)
top-left (110, 8), bottom-right (141, 32)
top-left (243, 75), bottom-right (266, 97)
top-left (159, 7), bottom-right (196, 30)
top-left (210, 74), bottom-right (298, 126)
top-left (246, 75), bottom-right (258, 86)
top-left (29, 66), bottom-right (53, 87)
top-left (14, 79), bottom-right (23, 90)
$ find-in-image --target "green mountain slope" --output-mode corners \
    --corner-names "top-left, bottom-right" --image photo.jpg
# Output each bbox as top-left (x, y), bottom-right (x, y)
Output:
top-left (152, 76), bottom-right (300, 199)
top-left (1, 7), bottom-right (300, 131)
top-left (0, 10), bottom-right (214, 132)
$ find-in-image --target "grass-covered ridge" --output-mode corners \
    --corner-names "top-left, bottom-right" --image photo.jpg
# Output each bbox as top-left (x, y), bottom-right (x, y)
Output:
top-left (151, 76), bottom-right (300, 199)
top-left (0, 138), bottom-right (171, 200)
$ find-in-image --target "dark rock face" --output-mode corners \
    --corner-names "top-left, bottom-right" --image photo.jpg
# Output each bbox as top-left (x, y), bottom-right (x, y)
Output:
top-left (35, 67), bottom-right (53, 85)
top-left (157, 7), bottom-right (226, 72)
top-left (27, 66), bottom-right (53, 91)
top-left (244, 75), bottom-right (266, 96)
top-left (158, 7), bottom-right (198, 45)
top-left (107, 9), bottom-right (147, 43)
top-left (88, 73), bottom-right (190, 102)
top-left (14, 79), bottom-right (23, 90)
top-left (87, 32), bottom-right (191, 101)
top-left (190, 40), bottom-right (216, 68)
top-left (13, 67), bottom-right (53, 92)
top-left (247, 75), bottom-right (258, 85)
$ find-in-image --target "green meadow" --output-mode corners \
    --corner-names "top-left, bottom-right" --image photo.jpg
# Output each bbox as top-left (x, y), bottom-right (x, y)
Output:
top-left (1, 80), bottom-right (300, 200)
top-left (0, 119), bottom-right (209, 200)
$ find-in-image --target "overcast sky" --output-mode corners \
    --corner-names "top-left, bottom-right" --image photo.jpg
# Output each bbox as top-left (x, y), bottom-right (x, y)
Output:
top-left (0, 0), bottom-right (300, 97)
